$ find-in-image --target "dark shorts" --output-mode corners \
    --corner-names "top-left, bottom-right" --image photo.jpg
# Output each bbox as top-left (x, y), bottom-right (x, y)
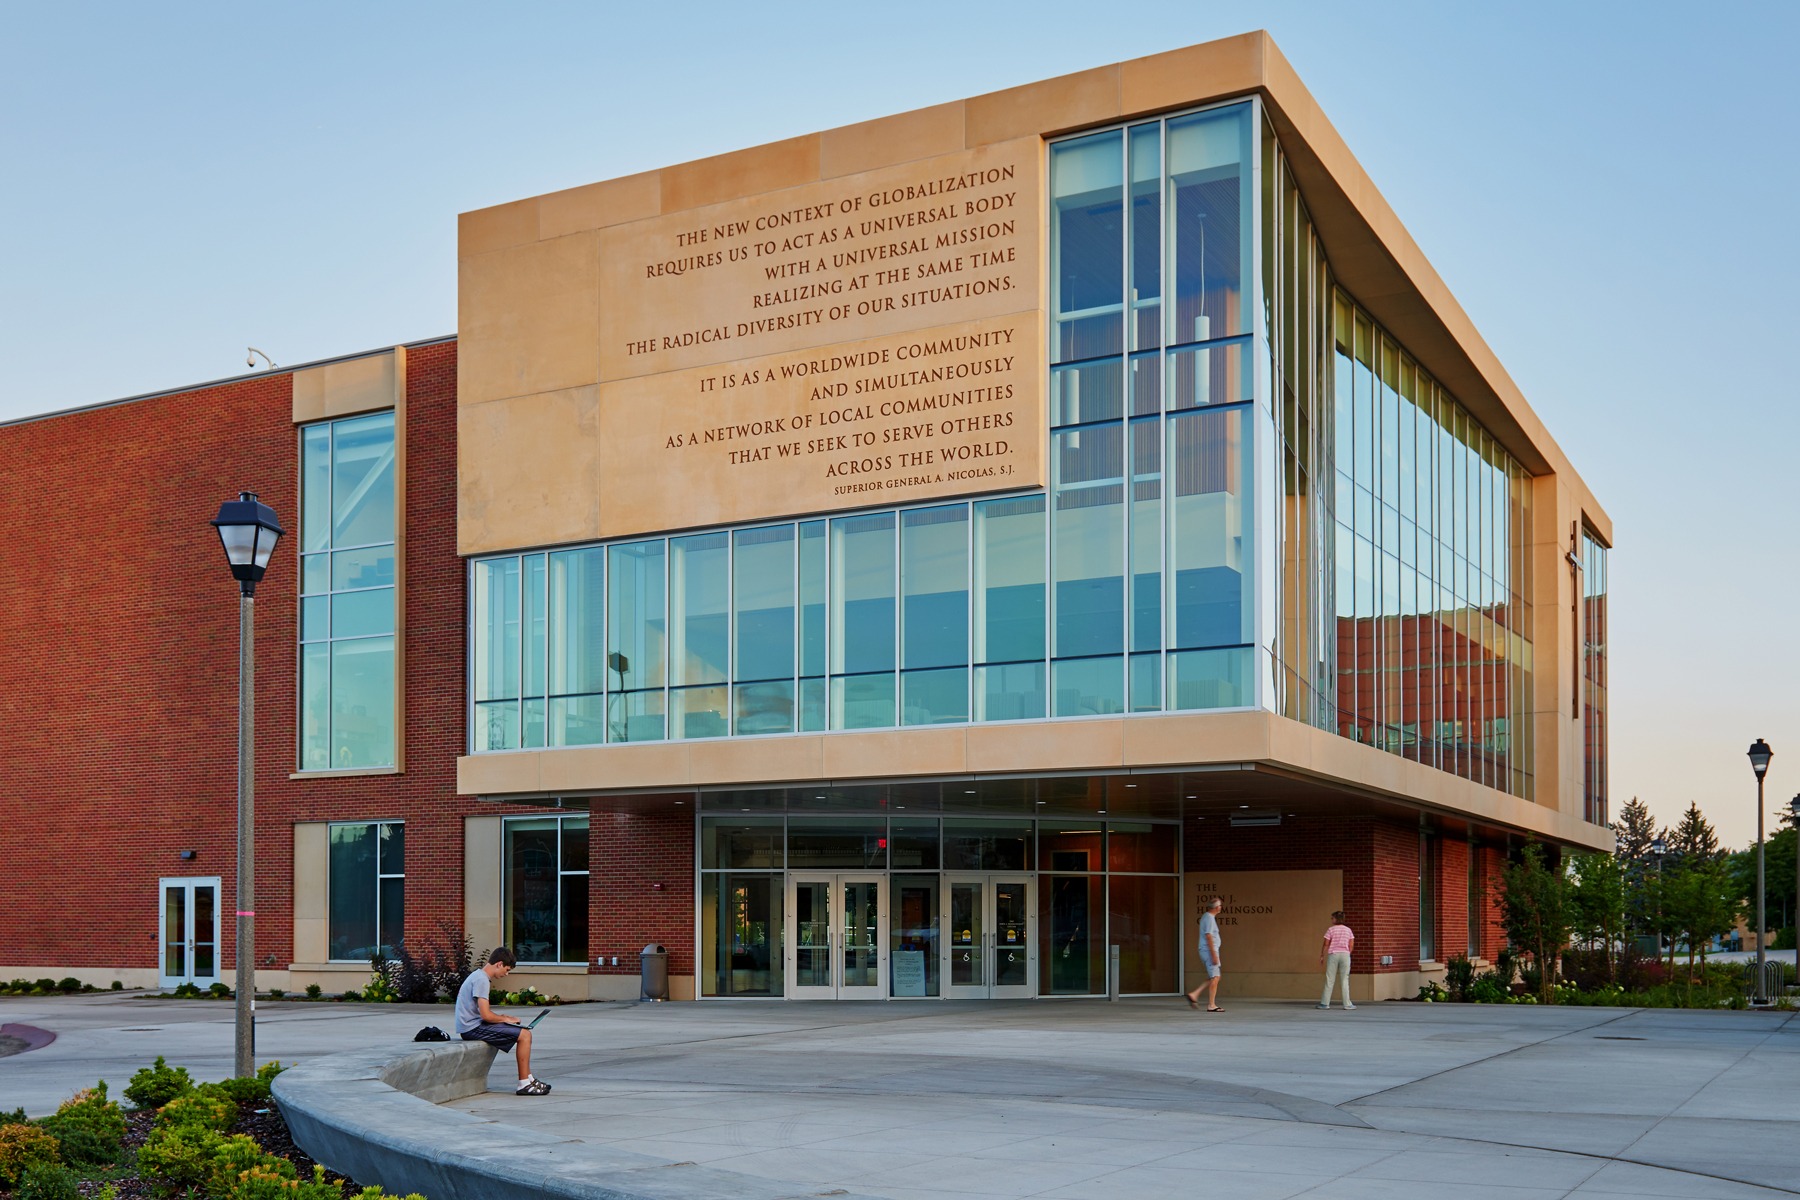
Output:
top-left (461, 1022), bottom-right (521, 1053)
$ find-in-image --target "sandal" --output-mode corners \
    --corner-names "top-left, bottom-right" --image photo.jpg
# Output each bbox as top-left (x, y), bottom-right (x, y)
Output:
top-left (516, 1079), bottom-right (551, 1096)
top-left (1207, 1007), bottom-right (1225, 1012)
top-left (1185, 995), bottom-right (1199, 1010)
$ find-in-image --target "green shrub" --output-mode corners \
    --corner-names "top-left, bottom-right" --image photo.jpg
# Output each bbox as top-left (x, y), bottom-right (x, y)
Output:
top-left (1, 1108), bottom-right (28, 1128)
top-left (157, 1090), bottom-right (236, 1132)
top-left (138, 1123), bottom-right (224, 1195)
top-left (111, 980), bottom-right (124, 991)
top-left (1468, 974), bottom-right (1510, 1004)
top-left (339, 989), bottom-right (363, 1002)
top-left (38, 1081), bottom-right (126, 1167)
top-left (54, 977), bottom-right (81, 993)
top-left (16, 1160), bottom-right (80, 1200)
top-left (0, 1123), bottom-right (63, 1188)
top-left (1445, 955), bottom-right (1475, 1002)
top-left (206, 1132), bottom-right (286, 1196)
top-left (125, 1056), bottom-right (196, 1110)
top-left (208, 1063), bottom-right (280, 1105)
top-left (173, 983), bottom-right (202, 999)
top-left (267, 989), bottom-right (286, 1000)
top-left (33, 978), bottom-right (57, 991)
top-left (303, 984), bottom-right (322, 999)
top-left (209, 982), bottom-right (234, 999)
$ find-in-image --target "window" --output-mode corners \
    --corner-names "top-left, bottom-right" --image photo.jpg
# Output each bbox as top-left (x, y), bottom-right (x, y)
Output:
top-left (300, 412), bottom-right (397, 770)
top-left (328, 822), bottom-right (403, 961)
top-left (504, 815), bottom-right (589, 964)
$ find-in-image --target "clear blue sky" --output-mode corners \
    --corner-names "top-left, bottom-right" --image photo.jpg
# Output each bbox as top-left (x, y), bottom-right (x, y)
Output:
top-left (4, 1), bottom-right (1795, 848)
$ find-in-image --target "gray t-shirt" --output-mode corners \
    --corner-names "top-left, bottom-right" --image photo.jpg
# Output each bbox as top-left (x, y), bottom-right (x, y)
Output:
top-left (455, 969), bottom-right (490, 1035)
top-left (1198, 911), bottom-right (1222, 958)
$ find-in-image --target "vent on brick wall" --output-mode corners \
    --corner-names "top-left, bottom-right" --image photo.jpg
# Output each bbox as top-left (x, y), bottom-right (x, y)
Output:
top-left (1228, 811), bottom-right (1281, 828)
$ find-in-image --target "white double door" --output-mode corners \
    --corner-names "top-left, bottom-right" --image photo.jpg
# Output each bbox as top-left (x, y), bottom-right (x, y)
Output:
top-left (787, 874), bottom-right (887, 999)
top-left (159, 876), bottom-right (222, 990)
top-left (944, 874), bottom-right (1035, 999)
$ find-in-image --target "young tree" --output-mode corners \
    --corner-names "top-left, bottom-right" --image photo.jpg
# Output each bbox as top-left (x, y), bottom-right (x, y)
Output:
top-left (1499, 843), bottom-right (1573, 1004)
top-left (1661, 858), bottom-right (1742, 991)
top-left (1610, 797), bottom-right (1659, 865)
top-left (1568, 851), bottom-right (1627, 984)
top-left (1667, 803), bottom-right (1721, 868)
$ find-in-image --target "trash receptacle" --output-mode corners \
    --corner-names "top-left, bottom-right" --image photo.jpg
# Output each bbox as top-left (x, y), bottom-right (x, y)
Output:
top-left (640, 943), bottom-right (668, 1001)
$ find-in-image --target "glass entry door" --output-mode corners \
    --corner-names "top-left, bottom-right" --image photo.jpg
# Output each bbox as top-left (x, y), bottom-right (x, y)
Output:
top-left (943, 875), bottom-right (1034, 998)
top-left (785, 874), bottom-right (886, 999)
top-left (159, 877), bottom-right (221, 990)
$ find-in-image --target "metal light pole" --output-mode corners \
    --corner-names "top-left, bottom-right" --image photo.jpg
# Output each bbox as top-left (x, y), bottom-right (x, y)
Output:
top-left (1650, 835), bottom-right (1667, 970)
top-left (212, 493), bottom-right (284, 1078)
top-left (1790, 795), bottom-right (1800, 969)
top-left (1747, 739), bottom-right (1773, 1004)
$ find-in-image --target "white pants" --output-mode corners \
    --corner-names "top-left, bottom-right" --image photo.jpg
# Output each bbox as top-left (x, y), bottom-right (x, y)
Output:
top-left (1321, 952), bottom-right (1352, 1007)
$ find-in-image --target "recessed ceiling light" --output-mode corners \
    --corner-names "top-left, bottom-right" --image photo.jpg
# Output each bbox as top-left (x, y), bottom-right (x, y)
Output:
top-left (1186, 795), bottom-right (1196, 799)
top-left (1125, 783), bottom-right (1137, 788)
top-left (1239, 805), bottom-right (1250, 809)
top-left (1098, 809), bottom-right (1107, 814)
top-left (964, 789), bottom-right (977, 794)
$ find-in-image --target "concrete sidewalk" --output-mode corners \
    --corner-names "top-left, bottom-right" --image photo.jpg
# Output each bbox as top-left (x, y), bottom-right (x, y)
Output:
top-left (3, 993), bottom-right (1797, 1199)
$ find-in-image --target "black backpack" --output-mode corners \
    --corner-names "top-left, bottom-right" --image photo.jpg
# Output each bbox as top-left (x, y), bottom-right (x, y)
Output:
top-left (413, 1025), bottom-right (451, 1042)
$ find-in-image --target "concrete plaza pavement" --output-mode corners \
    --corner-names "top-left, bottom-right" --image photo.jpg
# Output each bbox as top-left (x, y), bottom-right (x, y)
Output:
top-left (2, 992), bottom-right (1797, 1199)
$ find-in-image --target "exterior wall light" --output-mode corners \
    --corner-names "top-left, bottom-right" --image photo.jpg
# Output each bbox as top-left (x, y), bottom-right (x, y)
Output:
top-left (1748, 739), bottom-right (1774, 1003)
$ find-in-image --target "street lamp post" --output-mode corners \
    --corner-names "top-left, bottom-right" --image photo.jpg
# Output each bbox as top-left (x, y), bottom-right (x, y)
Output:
top-left (1790, 795), bottom-right (1800, 975)
top-left (1747, 739), bottom-right (1774, 1004)
top-left (212, 492), bottom-right (284, 1078)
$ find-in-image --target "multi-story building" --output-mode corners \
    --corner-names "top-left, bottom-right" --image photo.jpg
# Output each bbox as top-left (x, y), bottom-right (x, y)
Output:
top-left (0, 32), bottom-right (1610, 1003)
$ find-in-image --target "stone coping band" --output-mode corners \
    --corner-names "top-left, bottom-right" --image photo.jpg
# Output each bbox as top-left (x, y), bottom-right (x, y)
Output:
top-left (272, 1040), bottom-right (877, 1200)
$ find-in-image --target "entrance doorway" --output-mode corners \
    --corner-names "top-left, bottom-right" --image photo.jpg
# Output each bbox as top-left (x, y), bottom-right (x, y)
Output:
top-left (943, 875), bottom-right (1035, 998)
top-left (159, 877), bottom-right (221, 990)
top-left (785, 874), bottom-right (886, 999)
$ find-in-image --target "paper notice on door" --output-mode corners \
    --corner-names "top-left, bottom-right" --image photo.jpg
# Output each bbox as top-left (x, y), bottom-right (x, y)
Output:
top-left (891, 950), bottom-right (927, 997)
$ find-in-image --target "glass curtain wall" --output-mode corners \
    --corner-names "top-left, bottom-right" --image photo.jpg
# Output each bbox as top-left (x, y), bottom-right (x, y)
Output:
top-left (1259, 120), bottom-right (1537, 801)
top-left (1582, 533), bottom-right (1608, 824)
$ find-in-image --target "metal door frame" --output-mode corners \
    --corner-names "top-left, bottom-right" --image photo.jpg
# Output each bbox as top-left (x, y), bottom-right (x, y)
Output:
top-left (158, 876), bottom-right (222, 990)
top-left (783, 873), bottom-right (888, 1000)
top-left (942, 873), bottom-right (1036, 999)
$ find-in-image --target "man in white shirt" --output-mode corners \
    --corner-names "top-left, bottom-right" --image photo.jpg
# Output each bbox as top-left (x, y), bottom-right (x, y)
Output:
top-left (455, 947), bottom-right (550, 1095)
top-left (1185, 896), bottom-right (1225, 1012)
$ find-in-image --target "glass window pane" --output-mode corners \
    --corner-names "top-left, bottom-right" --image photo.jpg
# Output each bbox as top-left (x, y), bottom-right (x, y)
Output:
top-left (1040, 822), bottom-right (1104, 872)
top-left (302, 552), bottom-right (330, 597)
top-left (703, 874), bottom-right (783, 998)
top-left (475, 699), bottom-right (519, 752)
top-left (379, 876), bottom-right (404, 955)
top-left (1041, 873), bottom-right (1103, 995)
top-left (1051, 359), bottom-right (1123, 427)
top-left (301, 644), bottom-right (330, 770)
top-left (1052, 424), bottom-right (1123, 657)
top-left (734, 681), bottom-right (795, 735)
top-left (328, 824), bottom-right (376, 960)
top-left (505, 819), bottom-right (560, 963)
top-left (944, 821), bottom-right (1032, 871)
top-left (1053, 656), bottom-right (1124, 717)
top-left (670, 532), bottom-right (729, 686)
top-left (1169, 646), bottom-right (1252, 710)
top-left (549, 547), bottom-right (605, 696)
top-left (330, 412), bottom-right (396, 547)
top-left (1107, 821), bottom-right (1176, 873)
top-left (974, 661), bottom-right (1046, 721)
top-left (473, 558), bottom-right (520, 702)
top-left (901, 505), bottom-right (968, 670)
top-left (889, 819), bottom-right (939, 870)
top-left (1128, 123), bottom-right (1162, 352)
top-left (830, 513), bottom-right (895, 675)
top-left (799, 521), bottom-right (826, 678)
top-left (1129, 652), bottom-right (1162, 713)
top-left (831, 673), bottom-right (894, 730)
top-left (788, 818), bottom-right (886, 870)
top-left (1169, 407), bottom-right (1251, 649)
top-left (523, 555), bottom-right (547, 698)
top-left (330, 636), bottom-right (396, 768)
top-left (1130, 418), bottom-right (1162, 652)
top-left (672, 684), bottom-right (730, 739)
top-left (1109, 875), bottom-right (1177, 993)
top-left (548, 694), bottom-right (606, 746)
top-left (702, 817), bottom-right (785, 870)
top-left (608, 541), bottom-right (666, 689)
top-left (974, 495), bottom-right (1045, 665)
top-left (1050, 130), bottom-right (1124, 364)
top-left (301, 595), bottom-right (330, 642)
top-left (734, 525), bottom-right (796, 682)
top-left (1167, 104), bottom-right (1249, 342)
top-left (1167, 337), bottom-right (1253, 409)
top-left (332, 546), bottom-right (395, 591)
top-left (610, 689), bottom-right (666, 743)
top-left (901, 667), bottom-right (968, 725)
top-left (379, 822), bottom-right (405, 874)
top-left (331, 588), bottom-right (394, 639)
top-left (301, 425), bottom-right (332, 553)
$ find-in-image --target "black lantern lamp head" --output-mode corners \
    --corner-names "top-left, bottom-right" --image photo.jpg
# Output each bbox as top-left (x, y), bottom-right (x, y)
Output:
top-left (212, 492), bottom-right (284, 595)
top-left (1789, 795), bottom-right (1800, 821)
top-left (1748, 738), bottom-right (1774, 781)
top-left (1650, 836), bottom-right (1666, 857)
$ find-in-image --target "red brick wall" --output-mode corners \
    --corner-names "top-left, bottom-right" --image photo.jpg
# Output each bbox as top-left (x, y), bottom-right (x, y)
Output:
top-left (1437, 837), bottom-right (1471, 961)
top-left (1184, 814), bottom-right (1422, 974)
top-left (1475, 843), bottom-right (1508, 960)
top-left (0, 341), bottom-right (567, 977)
top-left (588, 809), bottom-right (696, 979)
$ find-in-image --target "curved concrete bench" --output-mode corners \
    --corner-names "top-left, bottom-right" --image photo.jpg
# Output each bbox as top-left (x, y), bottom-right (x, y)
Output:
top-left (273, 1040), bottom-right (874, 1200)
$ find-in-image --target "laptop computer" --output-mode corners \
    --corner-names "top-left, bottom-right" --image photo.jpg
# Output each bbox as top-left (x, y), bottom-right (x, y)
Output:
top-left (519, 1007), bottom-right (551, 1031)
